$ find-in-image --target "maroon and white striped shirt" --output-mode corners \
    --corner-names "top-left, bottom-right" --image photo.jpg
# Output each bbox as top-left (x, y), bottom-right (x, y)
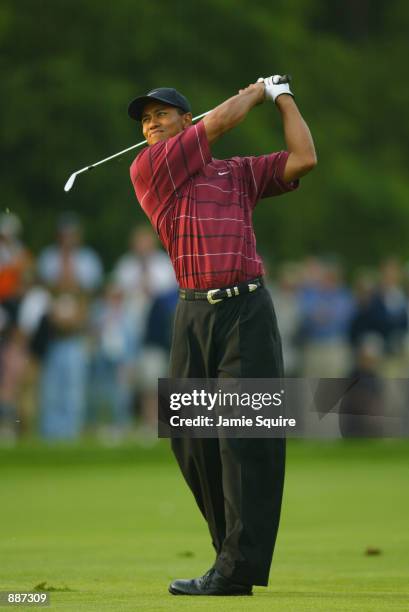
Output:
top-left (130, 121), bottom-right (298, 290)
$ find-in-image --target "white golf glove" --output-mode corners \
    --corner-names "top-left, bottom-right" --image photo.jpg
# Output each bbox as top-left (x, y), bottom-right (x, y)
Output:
top-left (257, 75), bottom-right (293, 103)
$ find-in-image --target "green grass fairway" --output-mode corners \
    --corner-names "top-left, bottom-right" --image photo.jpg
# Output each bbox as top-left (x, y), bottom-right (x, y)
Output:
top-left (0, 440), bottom-right (408, 611)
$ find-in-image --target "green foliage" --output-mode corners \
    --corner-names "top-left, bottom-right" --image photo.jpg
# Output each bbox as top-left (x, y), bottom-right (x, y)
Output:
top-left (1, 0), bottom-right (408, 270)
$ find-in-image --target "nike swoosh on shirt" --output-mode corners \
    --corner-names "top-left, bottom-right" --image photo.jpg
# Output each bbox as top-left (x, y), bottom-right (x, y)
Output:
top-left (218, 171), bottom-right (230, 175)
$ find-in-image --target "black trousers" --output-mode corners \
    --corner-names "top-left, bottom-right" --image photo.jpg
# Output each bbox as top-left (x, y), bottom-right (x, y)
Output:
top-left (169, 287), bottom-right (286, 586)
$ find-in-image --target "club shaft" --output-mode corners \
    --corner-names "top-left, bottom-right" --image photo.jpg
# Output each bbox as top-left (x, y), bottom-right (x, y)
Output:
top-left (78, 111), bottom-right (211, 175)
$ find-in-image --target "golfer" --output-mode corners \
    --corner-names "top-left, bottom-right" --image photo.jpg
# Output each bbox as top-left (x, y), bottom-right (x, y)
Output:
top-left (128, 76), bottom-right (316, 596)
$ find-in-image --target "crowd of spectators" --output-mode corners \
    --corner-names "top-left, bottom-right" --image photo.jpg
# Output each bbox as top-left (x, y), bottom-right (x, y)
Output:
top-left (0, 212), bottom-right (176, 443)
top-left (1, 210), bottom-right (409, 443)
top-left (271, 256), bottom-right (409, 379)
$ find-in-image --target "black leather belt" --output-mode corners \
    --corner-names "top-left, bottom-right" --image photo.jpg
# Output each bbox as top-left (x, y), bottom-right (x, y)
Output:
top-left (179, 277), bottom-right (264, 304)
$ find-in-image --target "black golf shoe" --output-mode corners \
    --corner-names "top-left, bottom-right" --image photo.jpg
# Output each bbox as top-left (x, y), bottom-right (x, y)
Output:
top-left (168, 567), bottom-right (253, 596)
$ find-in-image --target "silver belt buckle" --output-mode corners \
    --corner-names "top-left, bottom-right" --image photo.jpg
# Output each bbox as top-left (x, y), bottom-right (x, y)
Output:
top-left (207, 289), bottom-right (222, 304)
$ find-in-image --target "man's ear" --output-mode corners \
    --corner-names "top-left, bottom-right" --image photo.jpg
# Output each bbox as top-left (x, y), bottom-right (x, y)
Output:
top-left (182, 112), bottom-right (193, 128)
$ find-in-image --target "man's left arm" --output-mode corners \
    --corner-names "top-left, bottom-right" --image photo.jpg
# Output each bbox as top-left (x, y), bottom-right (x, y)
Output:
top-left (275, 94), bottom-right (317, 182)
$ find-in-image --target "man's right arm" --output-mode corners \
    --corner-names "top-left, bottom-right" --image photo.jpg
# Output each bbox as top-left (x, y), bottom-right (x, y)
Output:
top-left (203, 83), bottom-right (265, 145)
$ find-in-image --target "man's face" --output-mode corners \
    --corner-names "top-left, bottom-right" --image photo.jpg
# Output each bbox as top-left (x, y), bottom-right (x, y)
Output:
top-left (141, 101), bottom-right (192, 145)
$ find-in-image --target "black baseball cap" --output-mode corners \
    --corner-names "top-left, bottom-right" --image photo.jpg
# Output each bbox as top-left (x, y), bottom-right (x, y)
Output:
top-left (128, 87), bottom-right (191, 121)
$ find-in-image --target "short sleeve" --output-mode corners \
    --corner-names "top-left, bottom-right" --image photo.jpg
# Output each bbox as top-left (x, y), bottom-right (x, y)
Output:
top-left (242, 151), bottom-right (299, 204)
top-left (130, 121), bottom-right (212, 208)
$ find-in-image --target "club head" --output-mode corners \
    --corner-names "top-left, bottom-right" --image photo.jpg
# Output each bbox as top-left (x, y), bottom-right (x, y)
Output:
top-left (64, 173), bottom-right (77, 192)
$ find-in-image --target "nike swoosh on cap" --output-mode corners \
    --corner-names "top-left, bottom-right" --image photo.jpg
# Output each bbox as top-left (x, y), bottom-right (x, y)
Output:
top-left (218, 171), bottom-right (230, 175)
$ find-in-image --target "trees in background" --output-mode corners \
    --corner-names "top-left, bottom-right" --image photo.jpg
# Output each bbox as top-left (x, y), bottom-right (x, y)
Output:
top-left (2, 0), bottom-right (408, 269)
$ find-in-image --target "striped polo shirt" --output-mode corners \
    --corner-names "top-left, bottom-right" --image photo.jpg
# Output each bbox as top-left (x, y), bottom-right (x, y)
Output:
top-left (130, 121), bottom-right (298, 290)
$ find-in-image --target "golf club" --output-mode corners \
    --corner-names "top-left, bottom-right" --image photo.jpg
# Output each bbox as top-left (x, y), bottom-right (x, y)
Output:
top-left (64, 75), bottom-right (291, 192)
